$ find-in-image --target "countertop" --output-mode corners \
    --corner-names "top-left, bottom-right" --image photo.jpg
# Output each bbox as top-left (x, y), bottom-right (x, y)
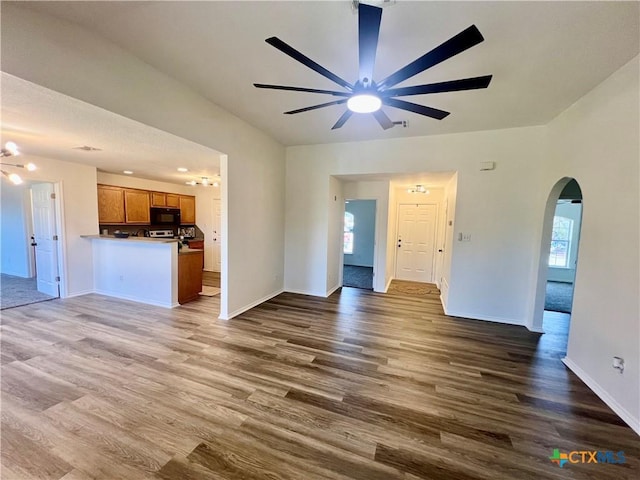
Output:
top-left (178, 246), bottom-right (204, 255)
top-left (81, 234), bottom-right (178, 244)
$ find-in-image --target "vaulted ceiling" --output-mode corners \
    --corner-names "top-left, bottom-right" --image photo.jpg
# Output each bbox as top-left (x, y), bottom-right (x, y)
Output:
top-left (20, 1), bottom-right (640, 146)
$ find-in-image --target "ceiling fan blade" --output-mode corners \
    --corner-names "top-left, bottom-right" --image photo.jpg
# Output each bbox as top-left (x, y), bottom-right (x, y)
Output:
top-left (331, 110), bottom-right (353, 130)
top-left (285, 99), bottom-right (348, 115)
top-left (384, 98), bottom-right (450, 120)
top-left (358, 4), bottom-right (383, 84)
top-left (254, 84), bottom-right (351, 97)
top-left (379, 25), bottom-right (485, 89)
top-left (373, 110), bottom-right (394, 130)
top-left (383, 75), bottom-right (493, 97)
top-left (266, 37), bottom-right (353, 91)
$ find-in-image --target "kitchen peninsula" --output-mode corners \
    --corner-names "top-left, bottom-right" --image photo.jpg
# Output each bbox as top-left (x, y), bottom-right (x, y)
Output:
top-left (81, 235), bottom-right (203, 307)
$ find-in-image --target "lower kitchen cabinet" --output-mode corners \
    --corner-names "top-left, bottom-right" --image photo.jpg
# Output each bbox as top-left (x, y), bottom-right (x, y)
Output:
top-left (178, 250), bottom-right (203, 304)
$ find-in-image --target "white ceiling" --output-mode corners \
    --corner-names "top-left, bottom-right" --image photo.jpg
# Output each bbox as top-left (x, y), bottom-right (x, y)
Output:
top-left (1, 73), bottom-right (221, 185)
top-left (1, 1), bottom-right (638, 188)
top-left (19, 0), bottom-right (640, 147)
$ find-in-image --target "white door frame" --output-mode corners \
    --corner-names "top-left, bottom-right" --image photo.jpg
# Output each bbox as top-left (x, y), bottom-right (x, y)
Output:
top-left (342, 199), bottom-right (378, 289)
top-left (394, 202), bottom-right (439, 283)
top-left (529, 177), bottom-right (580, 332)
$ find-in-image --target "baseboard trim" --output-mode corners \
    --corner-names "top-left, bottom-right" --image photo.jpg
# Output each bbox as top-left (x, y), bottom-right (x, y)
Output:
top-left (442, 306), bottom-right (525, 327)
top-left (384, 277), bottom-right (393, 293)
top-left (220, 288), bottom-right (284, 320)
top-left (284, 288), bottom-right (324, 297)
top-left (64, 289), bottom-right (95, 299)
top-left (439, 294), bottom-right (447, 312)
top-left (325, 284), bottom-right (341, 297)
top-left (562, 357), bottom-right (640, 435)
top-left (93, 289), bottom-right (176, 308)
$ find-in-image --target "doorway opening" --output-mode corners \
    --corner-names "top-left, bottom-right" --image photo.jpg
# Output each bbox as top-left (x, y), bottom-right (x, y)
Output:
top-left (1, 181), bottom-right (62, 310)
top-left (531, 178), bottom-right (583, 351)
top-left (342, 199), bottom-right (376, 290)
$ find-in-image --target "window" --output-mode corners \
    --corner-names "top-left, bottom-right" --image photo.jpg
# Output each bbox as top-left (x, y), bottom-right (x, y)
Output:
top-left (549, 216), bottom-right (573, 267)
top-left (344, 211), bottom-right (354, 254)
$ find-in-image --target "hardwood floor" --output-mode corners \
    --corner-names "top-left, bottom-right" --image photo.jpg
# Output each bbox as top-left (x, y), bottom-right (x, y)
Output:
top-left (202, 270), bottom-right (220, 288)
top-left (1, 285), bottom-right (637, 479)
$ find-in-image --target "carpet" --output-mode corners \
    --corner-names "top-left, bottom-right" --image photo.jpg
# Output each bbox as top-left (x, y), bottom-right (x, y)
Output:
top-left (545, 281), bottom-right (574, 313)
top-left (1, 273), bottom-right (56, 310)
top-left (387, 280), bottom-right (439, 296)
top-left (199, 286), bottom-right (221, 297)
top-left (343, 265), bottom-right (373, 290)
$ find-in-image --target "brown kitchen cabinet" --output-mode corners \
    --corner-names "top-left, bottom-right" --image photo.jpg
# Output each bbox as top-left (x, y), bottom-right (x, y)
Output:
top-left (178, 249), bottom-right (203, 304)
top-left (166, 194), bottom-right (180, 208)
top-left (187, 240), bottom-right (205, 269)
top-left (97, 185), bottom-right (125, 224)
top-left (150, 192), bottom-right (167, 207)
top-left (180, 195), bottom-right (196, 224)
top-left (124, 189), bottom-right (150, 224)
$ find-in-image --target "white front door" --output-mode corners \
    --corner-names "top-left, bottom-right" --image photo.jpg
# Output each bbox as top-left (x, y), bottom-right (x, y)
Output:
top-left (213, 198), bottom-right (222, 272)
top-left (31, 183), bottom-right (60, 297)
top-left (395, 204), bottom-right (437, 282)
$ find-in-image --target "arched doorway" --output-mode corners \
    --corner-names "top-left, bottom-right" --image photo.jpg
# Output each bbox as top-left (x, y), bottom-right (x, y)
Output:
top-left (530, 178), bottom-right (583, 344)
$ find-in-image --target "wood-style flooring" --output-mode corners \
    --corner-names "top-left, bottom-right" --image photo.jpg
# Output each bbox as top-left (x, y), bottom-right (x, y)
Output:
top-left (1, 283), bottom-right (637, 479)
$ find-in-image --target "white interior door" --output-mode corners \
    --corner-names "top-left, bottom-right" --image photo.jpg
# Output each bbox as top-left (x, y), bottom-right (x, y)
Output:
top-left (31, 183), bottom-right (60, 297)
top-left (213, 198), bottom-right (222, 272)
top-left (395, 204), bottom-right (437, 282)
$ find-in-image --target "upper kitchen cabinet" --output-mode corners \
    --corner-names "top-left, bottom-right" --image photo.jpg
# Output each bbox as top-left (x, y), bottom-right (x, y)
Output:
top-left (97, 185), bottom-right (125, 224)
top-left (150, 192), bottom-right (180, 208)
top-left (124, 189), bottom-right (150, 224)
top-left (179, 195), bottom-right (196, 224)
top-left (166, 194), bottom-right (180, 208)
top-left (150, 191), bottom-right (167, 207)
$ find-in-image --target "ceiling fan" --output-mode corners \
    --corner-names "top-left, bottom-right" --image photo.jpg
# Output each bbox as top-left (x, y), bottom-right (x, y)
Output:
top-left (255, 3), bottom-right (492, 130)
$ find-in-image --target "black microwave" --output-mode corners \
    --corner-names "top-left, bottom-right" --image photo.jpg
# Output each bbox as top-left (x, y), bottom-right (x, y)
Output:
top-left (150, 207), bottom-right (181, 226)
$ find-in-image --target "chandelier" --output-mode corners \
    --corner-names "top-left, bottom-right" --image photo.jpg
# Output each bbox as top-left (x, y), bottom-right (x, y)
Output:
top-left (0, 142), bottom-right (37, 185)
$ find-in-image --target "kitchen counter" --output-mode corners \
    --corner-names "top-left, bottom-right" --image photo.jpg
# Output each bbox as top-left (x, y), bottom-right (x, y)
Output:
top-left (81, 234), bottom-right (178, 244)
top-left (82, 234), bottom-right (178, 307)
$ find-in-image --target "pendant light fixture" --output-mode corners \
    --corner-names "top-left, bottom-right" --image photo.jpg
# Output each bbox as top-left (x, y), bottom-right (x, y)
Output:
top-left (1, 142), bottom-right (37, 185)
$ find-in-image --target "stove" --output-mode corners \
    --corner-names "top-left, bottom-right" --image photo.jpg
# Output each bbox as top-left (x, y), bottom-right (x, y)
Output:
top-left (148, 229), bottom-right (175, 238)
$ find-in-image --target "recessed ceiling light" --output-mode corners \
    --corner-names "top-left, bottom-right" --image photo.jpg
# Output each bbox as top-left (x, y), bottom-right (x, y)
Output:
top-left (123, 170), bottom-right (133, 175)
top-left (185, 180), bottom-right (197, 186)
top-left (177, 167), bottom-right (188, 172)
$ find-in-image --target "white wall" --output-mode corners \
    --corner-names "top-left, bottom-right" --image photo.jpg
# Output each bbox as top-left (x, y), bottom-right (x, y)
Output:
top-left (326, 177), bottom-right (344, 295)
top-left (3, 156), bottom-right (100, 297)
top-left (92, 238), bottom-right (177, 308)
top-left (96, 172), bottom-right (220, 271)
top-left (0, 184), bottom-right (32, 277)
top-left (544, 56), bottom-right (639, 432)
top-left (2, 4), bottom-right (286, 318)
top-left (0, 187), bottom-right (31, 278)
top-left (286, 126), bottom-right (546, 325)
top-left (440, 174), bottom-right (458, 307)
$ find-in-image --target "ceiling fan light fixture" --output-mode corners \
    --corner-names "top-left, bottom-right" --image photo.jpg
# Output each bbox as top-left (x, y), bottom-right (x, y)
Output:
top-left (347, 94), bottom-right (382, 113)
